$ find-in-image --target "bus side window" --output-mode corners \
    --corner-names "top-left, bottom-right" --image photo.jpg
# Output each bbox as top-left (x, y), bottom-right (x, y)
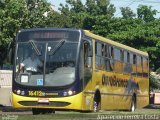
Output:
top-left (105, 44), bottom-right (109, 58)
top-left (108, 46), bottom-right (114, 71)
top-left (95, 42), bottom-right (106, 70)
top-left (137, 55), bottom-right (143, 77)
top-left (124, 51), bottom-right (132, 74)
top-left (120, 50), bottom-right (124, 62)
top-left (105, 44), bottom-right (112, 71)
top-left (101, 43), bottom-right (105, 70)
top-left (114, 47), bottom-right (123, 73)
top-left (102, 44), bottom-right (105, 57)
top-left (95, 42), bottom-right (101, 69)
top-left (143, 57), bottom-right (148, 77)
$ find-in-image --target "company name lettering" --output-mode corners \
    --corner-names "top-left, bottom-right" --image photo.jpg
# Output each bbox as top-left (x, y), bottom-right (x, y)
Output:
top-left (102, 75), bottom-right (128, 87)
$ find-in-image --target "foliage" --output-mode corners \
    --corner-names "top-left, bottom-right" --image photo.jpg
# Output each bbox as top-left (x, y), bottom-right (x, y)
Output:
top-left (58, 2), bottom-right (160, 70)
top-left (108, 19), bottom-right (160, 69)
top-left (137, 5), bottom-right (158, 22)
top-left (120, 7), bottom-right (136, 19)
top-left (59, 0), bottom-right (116, 28)
top-left (0, 0), bottom-right (51, 66)
top-left (0, 0), bottom-right (160, 71)
top-left (156, 68), bottom-right (160, 74)
top-left (150, 73), bottom-right (160, 90)
top-left (46, 11), bottom-right (72, 28)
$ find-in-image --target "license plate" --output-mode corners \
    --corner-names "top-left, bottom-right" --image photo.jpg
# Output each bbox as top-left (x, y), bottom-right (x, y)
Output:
top-left (38, 98), bottom-right (49, 103)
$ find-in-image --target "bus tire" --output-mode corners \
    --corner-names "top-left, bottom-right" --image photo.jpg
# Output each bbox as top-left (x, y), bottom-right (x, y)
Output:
top-left (93, 90), bottom-right (101, 112)
top-left (32, 108), bottom-right (55, 115)
top-left (130, 95), bottom-right (136, 112)
top-left (47, 109), bottom-right (55, 114)
top-left (32, 108), bottom-right (40, 115)
top-left (43, 109), bottom-right (55, 114)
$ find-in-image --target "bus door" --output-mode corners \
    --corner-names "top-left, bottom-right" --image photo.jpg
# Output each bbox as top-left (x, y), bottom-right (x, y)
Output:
top-left (81, 39), bottom-right (93, 110)
top-left (83, 40), bottom-right (93, 88)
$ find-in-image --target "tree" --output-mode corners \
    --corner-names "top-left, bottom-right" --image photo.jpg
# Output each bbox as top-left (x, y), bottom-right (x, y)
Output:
top-left (150, 74), bottom-right (160, 90)
top-left (59, 0), bottom-right (87, 28)
top-left (137, 5), bottom-right (158, 22)
top-left (108, 19), bottom-right (160, 70)
top-left (85, 0), bottom-right (116, 16)
top-left (58, 0), bottom-right (116, 28)
top-left (46, 10), bottom-right (72, 28)
top-left (1, 0), bottom-right (160, 73)
top-left (57, 1), bottom-right (160, 70)
top-left (23, 0), bottom-right (51, 28)
top-left (64, 0), bottom-right (86, 13)
top-left (0, 0), bottom-right (51, 67)
top-left (83, 15), bottom-right (112, 36)
top-left (120, 7), bottom-right (136, 19)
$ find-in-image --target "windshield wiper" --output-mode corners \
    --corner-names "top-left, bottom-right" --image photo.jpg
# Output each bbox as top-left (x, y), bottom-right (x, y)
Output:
top-left (49, 39), bottom-right (66, 55)
top-left (29, 40), bottom-right (41, 55)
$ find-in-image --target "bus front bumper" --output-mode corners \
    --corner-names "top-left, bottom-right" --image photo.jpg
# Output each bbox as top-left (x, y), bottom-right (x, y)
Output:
top-left (12, 92), bottom-right (83, 110)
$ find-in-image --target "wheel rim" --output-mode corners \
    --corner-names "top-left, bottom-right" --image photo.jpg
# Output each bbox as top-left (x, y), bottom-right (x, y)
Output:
top-left (93, 101), bottom-right (98, 112)
top-left (131, 100), bottom-right (135, 112)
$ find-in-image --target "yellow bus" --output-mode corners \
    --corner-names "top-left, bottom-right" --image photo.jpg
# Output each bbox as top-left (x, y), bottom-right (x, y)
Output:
top-left (12, 28), bottom-right (149, 114)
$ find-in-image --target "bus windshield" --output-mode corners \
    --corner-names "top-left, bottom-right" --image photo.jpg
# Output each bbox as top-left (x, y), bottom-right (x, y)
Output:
top-left (15, 30), bottom-right (79, 87)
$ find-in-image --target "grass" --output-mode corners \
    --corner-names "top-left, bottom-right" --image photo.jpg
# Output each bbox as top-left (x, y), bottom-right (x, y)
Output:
top-left (0, 109), bottom-right (160, 120)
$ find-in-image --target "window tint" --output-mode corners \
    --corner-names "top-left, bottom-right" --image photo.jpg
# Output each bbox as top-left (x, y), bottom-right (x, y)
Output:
top-left (102, 44), bottom-right (105, 57)
top-left (143, 57), bottom-right (148, 77)
top-left (96, 42), bottom-right (102, 56)
top-left (95, 42), bottom-right (103, 69)
top-left (114, 48), bottom-right (121, 61)
top-left (136, 55), bottom-right (143, 77)
top-left (109, 46), bottom-right (114, 59)
top-left (105, 44), bottom-right (109, 57)
top-left (133, 54), bottom-right (137, 65)
top-left (120, 50), bottom-right (124, 62)
top-left (130, 53), bottom-right (133, 64)
top-left (95, 41), bottom-right (148, 78)
top-left (95, 41), bottom-right (114, 71)
top-left (124, 51), bottom-right (130, 63)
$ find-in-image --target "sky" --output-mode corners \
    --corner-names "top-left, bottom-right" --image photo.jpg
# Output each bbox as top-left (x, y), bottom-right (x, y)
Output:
top-left (48, 0), bottom-right (160, 18)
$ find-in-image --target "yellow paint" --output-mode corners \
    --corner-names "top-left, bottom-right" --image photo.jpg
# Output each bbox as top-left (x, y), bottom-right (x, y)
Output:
top-left (12, 30), bottom-right (149, 111)
top-left (12, 92), bottom-right (84, 110)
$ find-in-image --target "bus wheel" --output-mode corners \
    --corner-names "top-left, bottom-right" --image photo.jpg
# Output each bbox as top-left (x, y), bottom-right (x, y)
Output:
top-left (32, 108), bottom-right (40, 115)
top-left (130, 96), bottom-right (136, 112)
top-left (42, 109), bottom-right (55, 114)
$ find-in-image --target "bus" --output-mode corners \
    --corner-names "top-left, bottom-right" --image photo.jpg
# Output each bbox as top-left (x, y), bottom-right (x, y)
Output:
top-left (12, 28), bottom-right (149, 114)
